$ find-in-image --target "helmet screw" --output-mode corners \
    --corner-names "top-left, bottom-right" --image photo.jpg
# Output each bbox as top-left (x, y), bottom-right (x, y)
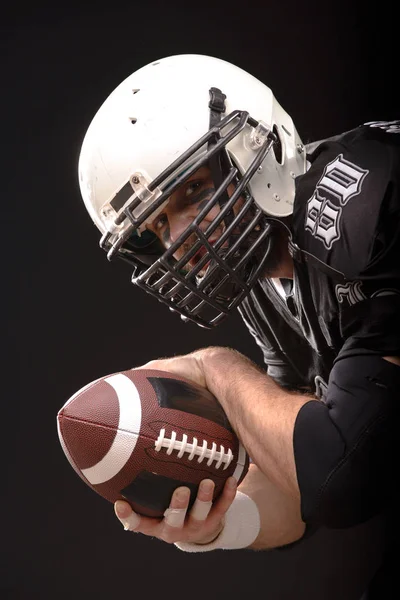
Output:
top-left (296, 144), bottom-right (304, 154)
top-left (132, 175), bottom-right (140, 184)
top-left (273, 193), bottom-right (280, 201)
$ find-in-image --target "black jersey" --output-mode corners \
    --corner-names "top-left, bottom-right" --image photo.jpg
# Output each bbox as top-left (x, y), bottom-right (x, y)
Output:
top-left (239, 121), bottom-right (400, 396)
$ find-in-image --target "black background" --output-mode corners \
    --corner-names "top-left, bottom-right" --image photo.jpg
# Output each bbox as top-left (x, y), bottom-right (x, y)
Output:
top-left (3, 2), bottom-right (398, 599)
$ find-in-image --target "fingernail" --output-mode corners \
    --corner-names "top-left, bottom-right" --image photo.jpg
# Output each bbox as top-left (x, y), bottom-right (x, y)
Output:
top-left (200, 479), bottom-right (214, 494)
top-left (176, 487), bottom-right (190, 502)
top-left (114, 501), bottom-right (130, 519)
top-left (227, 477), bottom-right (237, 489)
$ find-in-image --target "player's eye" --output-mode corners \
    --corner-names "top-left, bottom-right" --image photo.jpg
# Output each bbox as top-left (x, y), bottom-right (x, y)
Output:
top-left (185, 180), bottom-right (203, 197)
top-left (153, 213), bottom-right (168, 232)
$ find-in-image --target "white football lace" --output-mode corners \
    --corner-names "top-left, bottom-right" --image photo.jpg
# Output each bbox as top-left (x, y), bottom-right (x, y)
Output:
top-left (154, 429), bottom-right (233, 470)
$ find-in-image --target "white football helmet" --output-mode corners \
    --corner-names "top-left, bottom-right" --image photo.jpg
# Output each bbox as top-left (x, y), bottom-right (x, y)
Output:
top-left (78, 54), bottom-right (306, 327)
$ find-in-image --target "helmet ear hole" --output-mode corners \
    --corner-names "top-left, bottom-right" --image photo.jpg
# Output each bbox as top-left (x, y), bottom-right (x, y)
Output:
top-left (272, 125), bottom-right (283, 165)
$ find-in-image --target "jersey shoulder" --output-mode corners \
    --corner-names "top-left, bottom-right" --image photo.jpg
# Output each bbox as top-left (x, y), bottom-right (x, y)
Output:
top-left (293, 122), bottom-right (400, 280)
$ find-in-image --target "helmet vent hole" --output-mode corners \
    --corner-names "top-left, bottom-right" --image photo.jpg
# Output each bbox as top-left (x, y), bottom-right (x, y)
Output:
top-left (132, 89), bottom-right (140, 94)
top-left (130, 118), bottom-right (137, 124)
top-left (272, 125), bottom-right (283, 165)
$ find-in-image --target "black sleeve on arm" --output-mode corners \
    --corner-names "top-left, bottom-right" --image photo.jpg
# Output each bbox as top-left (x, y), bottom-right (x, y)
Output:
top-left (339, 295), bottom-right (400, 357)
top-left (293, 354), bottom-right (399, 528)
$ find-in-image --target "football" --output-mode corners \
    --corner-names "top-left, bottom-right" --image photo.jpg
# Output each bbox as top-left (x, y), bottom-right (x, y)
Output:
top-left (57, 368), bottom-right (249, 518)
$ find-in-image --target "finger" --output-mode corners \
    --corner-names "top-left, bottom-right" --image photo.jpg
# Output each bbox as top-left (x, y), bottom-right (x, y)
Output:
top-left (134, 361), bottom-right (160, 371)
top-left (185, 478), bottom-right (237, 543)
top-left (114, 500), bottom-right (141, 531)
top-left (114, 501), bottom-right (163, 536)
top-left (208, 476), bottom-right (237, 523)
top-left (187, 479), bottom-right (214, 523)
top-left (160, 486), bottom-right (191, 542)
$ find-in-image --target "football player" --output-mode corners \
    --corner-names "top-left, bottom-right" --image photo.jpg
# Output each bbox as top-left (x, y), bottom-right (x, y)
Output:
top-left (78, 54), bottom-right (399, 596)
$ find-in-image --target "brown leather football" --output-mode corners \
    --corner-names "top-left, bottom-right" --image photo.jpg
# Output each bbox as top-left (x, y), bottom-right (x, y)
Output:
top-left (57, 368), bottom-right (249, 517)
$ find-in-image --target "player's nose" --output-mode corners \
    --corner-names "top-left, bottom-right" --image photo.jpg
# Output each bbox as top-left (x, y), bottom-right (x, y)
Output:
top-left (168, 204), bottom-right (220, 244)
top-left (168, 215), bottom-right (193, 244)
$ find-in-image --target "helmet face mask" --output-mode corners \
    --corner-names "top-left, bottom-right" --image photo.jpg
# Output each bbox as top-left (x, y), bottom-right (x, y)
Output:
top-left (100, 109), bottom-right (278, 327)
top-left (78, 55), bottom-right (306, 327)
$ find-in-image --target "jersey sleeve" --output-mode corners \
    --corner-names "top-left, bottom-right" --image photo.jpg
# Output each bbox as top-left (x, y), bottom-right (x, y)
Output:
top-left (338, 285), bottom-right (400, 358)
top-left (339, 132), bottom-right (400, 357)
top-left (300, 125), bottom-right (400, 358)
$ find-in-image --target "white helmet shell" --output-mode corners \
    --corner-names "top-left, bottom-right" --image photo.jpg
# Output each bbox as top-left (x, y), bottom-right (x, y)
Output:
top-left (78, 54), bottom-right (306, 236)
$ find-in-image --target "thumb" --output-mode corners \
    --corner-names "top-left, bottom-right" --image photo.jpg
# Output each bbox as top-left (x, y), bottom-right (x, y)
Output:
top-left (114, 500), bottom-right (141, 531)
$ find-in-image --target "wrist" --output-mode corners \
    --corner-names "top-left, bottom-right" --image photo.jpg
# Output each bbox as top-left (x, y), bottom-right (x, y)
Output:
top-left (194, 521), bottom-right (225, 545)
top-left (175, 491), bottom-right (260, 553)
top-left (197, 346), bottom-right (240, 391)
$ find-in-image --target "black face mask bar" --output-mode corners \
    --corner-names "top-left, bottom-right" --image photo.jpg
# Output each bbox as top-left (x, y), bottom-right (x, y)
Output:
top-left (99, 91), bottom-right (278, 328)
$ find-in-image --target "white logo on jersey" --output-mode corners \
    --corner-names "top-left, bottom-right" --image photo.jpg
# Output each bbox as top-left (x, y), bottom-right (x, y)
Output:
top-left (365, 120), bottom-right (400, 133)
top-left (336, 282), bottom-right (400, 306)
top-left (336, 281), bottom-right (366, 305)
top-left (305, 154), bottom-right (369, 248)
top-left (305, 190), bottom-right (340, 248)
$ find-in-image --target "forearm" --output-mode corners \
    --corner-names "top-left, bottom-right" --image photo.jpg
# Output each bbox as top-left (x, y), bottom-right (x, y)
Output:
top-left (239, 463), bottom-right (305, 549)
top-left (199, 347), bottom-right (315, 498)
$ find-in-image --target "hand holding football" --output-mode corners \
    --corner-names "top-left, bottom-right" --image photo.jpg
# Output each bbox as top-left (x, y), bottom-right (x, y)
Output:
top-left (57, 368), bottom-right (249, 517)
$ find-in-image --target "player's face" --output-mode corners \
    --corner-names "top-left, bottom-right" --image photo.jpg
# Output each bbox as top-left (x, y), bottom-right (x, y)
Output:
top-left (145, 165), bottom-right (246, 272)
